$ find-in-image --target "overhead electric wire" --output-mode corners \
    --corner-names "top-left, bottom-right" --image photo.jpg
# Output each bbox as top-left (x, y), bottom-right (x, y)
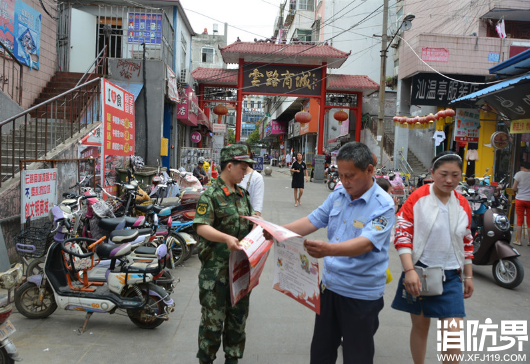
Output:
top-left (190, 3), bottom-right (385, 89)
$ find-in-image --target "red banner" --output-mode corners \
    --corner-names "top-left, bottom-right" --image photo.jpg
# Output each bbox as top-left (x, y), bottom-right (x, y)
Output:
top-left (103, 79), bottom-right (135, 156)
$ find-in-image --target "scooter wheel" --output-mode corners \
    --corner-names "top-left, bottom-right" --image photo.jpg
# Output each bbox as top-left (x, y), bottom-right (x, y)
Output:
top-left (492, 257), bottom-right (524, 289)
top-left (14, 281), bottom-right (57, 319)
top-left (126, 291), bottom-right (166, 329)
top-left (0, 347), bottom-right (14, 364)
top-left (168, 233), bottom-right (187, 266)
top-left (26, 257), bottom-right (46, 277)
top-left (327, 180), bottom-right (337, 191)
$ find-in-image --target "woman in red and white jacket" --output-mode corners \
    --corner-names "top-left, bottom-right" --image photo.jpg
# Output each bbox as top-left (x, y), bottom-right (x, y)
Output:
top-left (391, 151), bottom-right (474, 364)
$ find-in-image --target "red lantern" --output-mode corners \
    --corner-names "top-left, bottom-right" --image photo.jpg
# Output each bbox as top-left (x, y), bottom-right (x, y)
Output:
top-left (295, 111), bottom-right (312, 124)
top-left (426, 113), bottom-right (435, 123)
top-left (445, 108), bottom-right (456, 117)
top-left (213, 104), bottom-right (229, 124)
top-left (438, 110), bottom-right (447, 119)
top-left (334, 110), bottom-right (348, 125)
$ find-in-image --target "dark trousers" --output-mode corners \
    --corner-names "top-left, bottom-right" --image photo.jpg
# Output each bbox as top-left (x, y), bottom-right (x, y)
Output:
top-left (310, 288), bottom-right (384, 364)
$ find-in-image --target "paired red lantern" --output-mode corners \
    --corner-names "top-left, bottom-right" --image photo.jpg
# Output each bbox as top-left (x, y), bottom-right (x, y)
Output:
top-left (213, 104), bottom-right (228, 124)
top-left (445, 108), bottom-right (456, 117)
top-left (295, 111), bottom-right (312, 124)
top-left (334, 110), bottom-right (348, 125)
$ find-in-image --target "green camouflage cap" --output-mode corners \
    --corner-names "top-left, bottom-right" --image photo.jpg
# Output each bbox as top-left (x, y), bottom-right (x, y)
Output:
top-left (221, 144), bottom-right (254, 163)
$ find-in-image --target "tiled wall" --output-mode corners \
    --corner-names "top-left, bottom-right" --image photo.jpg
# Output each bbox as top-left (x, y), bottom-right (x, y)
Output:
top-left (19, 0), bottom-right (58, 109)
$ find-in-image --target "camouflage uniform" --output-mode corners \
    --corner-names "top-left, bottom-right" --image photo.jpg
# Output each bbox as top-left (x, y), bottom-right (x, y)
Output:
top-left (193, 147), bottom-right (255, 364)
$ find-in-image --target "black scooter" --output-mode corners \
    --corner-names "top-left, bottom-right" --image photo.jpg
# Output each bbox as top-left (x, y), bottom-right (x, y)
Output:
top-left (471, 197), bottom-right (524, 289)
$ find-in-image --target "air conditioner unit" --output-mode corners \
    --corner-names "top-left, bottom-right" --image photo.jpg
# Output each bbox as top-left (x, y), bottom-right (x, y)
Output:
top-left (180, 69), bottom-right (190, 84)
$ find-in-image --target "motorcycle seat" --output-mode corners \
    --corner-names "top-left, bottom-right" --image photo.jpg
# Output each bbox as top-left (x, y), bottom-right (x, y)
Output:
top-left (121, 261), bottom-right (160, 275)
top-left (152, 205), bottom-right (173, 216)
top-left (109, 230), bottom-right (139, 243)
top-left (99, 216), bottom-right (145, 231)
top-left (96, 243), bottom-right (132, 260)
top-left (135, 228), bottom-right (153, 236)
top-left (134, 246), bottom-right (157, 255)
top-left (135, 204), bottom-right (153, 213)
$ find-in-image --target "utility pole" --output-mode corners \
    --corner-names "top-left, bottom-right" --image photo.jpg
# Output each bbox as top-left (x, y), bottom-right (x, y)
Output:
top-left (377, 0), bottom-right (389, 168)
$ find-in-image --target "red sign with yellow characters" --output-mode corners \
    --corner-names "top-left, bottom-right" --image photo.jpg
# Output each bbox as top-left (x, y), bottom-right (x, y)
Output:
top-left (103, 79), bottom-right (135, 156)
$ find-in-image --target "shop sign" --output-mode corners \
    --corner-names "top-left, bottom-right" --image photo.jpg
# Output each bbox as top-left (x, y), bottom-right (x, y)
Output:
top-left (20, 168), bottom-right (57, 223)
top-left (213, 124), bottom-right (227, 133)
top-left (191, 131), bottom-right (202, 143)
top-left (488, 52), bottom-right (500, 62)
top-left (454, 108), bottom-right (480, 142)
top-left (243, 64), bottom-right (322, 96)
top-left (490, 131), bottom-right (510, 150)
top-left (271, 120), bottom-right (287, 135)
top-left (177, 87), bottom-right (198, 126)
top-left (411, 73), bottom-right (485, 106)
top-left (421, 47), bottom-right (449, 63)
top-left (103, 79), bottom-right (135, 156)
top-left (126, 12), bottom-right (162, 45)
top-left (509, 119), bottom-right (530, 134)
top-left (166, 66), bottom-right (180, 103)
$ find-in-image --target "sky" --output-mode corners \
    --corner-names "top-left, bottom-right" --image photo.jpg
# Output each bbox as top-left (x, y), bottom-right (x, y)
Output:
top-left (179, 0), bottom-right (283, 44)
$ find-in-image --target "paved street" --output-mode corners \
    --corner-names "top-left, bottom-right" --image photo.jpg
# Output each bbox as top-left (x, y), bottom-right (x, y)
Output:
top-left (8, 167), bottom-right (530, 363)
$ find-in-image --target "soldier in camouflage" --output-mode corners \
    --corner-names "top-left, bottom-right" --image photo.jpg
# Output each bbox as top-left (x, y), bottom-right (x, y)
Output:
top-left (193, 144), bottom-right (257, 364)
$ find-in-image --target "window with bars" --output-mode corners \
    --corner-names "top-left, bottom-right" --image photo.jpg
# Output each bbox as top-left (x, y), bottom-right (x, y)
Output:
top-left (297, 0), bottom-right (314, 11)
top-left (293, 29), bottom-right (312, 41)
top-left (202, 47), bottom-right (214, 63)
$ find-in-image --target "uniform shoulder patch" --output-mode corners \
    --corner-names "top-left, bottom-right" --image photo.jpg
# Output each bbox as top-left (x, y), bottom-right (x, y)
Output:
top-left (197, 202), bottom-right (208, 215)
top-left (371, 215), bottom-right (389, 231)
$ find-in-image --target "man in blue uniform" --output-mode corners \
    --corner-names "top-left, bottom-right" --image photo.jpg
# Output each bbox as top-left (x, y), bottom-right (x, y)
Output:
top-left (282, 141), bottom-right (395, 364)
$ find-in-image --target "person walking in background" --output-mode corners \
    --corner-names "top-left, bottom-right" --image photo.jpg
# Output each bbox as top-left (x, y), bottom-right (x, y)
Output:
top-left (391, 151), bottom-right (474, 364)
top-left (236, 141), bottom-right (265, 216)
top-left (291, 152), bottom-right (308, 207)
top-left (193, 145), bottom-right (258, 364)
top-left (513, 163), bottom-right (530, 245)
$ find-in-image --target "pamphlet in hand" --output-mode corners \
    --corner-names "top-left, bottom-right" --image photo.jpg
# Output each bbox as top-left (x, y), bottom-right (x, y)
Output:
top-left (241, 217), bottom-right (321, 314)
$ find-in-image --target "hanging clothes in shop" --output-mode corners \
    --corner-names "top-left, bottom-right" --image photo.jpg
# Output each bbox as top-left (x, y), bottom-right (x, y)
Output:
top-left (465, 142), bottom-right (479, 176)
top-left (433, 130), bottom-right (446, 147)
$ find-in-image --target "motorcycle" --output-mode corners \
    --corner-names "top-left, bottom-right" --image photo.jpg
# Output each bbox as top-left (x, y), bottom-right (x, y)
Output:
top-left (326, 165), bottom-right (339, 191)
top-left (15, 231), bottom-right (175, 332)
top-left (0, 264), bottom-right (23, 363)
top-left (465, 186), bottom-right (524, 289)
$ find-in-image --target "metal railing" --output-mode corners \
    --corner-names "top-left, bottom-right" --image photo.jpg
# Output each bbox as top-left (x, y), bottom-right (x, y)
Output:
top-left (0, 77), bottom-right (102, 187)
top-left (0, 42), bottom-right (23, 105)
top-left (398, 149), bottom-right (414, 177)
top-left (76, 46), bottom-right (108, 87)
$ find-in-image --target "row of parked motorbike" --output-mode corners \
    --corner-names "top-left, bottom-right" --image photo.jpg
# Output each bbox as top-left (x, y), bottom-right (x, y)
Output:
top-left (0, 165), bottom-right (206, 363)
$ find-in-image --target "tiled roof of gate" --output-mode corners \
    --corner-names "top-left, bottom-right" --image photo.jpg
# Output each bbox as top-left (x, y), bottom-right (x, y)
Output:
top-left (219, 42), bottom-right (350, 68)
top-left (191, 68), bottom-right (238, 86)
top-left (327, 74), bottom-right (379, 91)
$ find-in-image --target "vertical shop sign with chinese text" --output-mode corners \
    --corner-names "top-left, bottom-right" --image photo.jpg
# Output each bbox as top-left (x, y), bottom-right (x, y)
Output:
top-left (454, 108), bottom-right (480, 142)
top-left (20, 169), bottom-right (57, 223)
top-left (14, 0), bottom-right (41, 69)
top-left (103, 79), bottom-right (135, 156)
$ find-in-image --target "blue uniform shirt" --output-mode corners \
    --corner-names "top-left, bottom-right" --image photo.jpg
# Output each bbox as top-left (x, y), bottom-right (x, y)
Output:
top-left (308, 180), bottom-right (395, 300)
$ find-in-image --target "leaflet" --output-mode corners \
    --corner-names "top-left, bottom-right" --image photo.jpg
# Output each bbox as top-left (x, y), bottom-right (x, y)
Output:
top-left (228, 217), bottom-right (320, 314)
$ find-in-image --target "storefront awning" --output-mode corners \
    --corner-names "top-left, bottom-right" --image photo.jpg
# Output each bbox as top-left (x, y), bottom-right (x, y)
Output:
top-left (197, 109), bottom-right (212, 131)
top-left (450, 74), bottom-right (530, 120)
top-left (111, 81), bottom-right (144, 101)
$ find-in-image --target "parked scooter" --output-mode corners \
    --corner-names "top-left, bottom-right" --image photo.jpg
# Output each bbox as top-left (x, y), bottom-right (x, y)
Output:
top-left (326, 165), bottom-right (339, 191)
top-left (15, 232), bottom-right (175, 331)
top-left (0, 264), bottom-right (23, 363)
top-left (466, 190), bottom-right (524, 288)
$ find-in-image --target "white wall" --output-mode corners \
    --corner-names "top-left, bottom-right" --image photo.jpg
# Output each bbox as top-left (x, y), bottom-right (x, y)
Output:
top-left (175, 8), bottom-right (193, 76)
top-left (324, 0), bottom-right (396, 82)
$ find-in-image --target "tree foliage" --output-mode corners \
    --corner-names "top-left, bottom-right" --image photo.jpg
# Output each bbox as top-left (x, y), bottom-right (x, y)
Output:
top-left (246, 126), bottom-right (260, 145)
top-left (227, 128), bottom-right (235, 144)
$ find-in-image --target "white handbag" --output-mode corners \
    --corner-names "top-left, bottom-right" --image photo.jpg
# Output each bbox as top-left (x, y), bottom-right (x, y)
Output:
top-left (414, 266), bottom-right (445, 296)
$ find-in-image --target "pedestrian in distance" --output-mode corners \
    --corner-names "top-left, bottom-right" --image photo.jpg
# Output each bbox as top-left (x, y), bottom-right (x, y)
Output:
top-left (193, 144), bottom-right (259, 364)
top-left (376, 177), bottom-right (399, 212)
top-left (236, 141), bottom-right (265, 216)
top-left (193, 158), bottom-right (209, 185)
top-left (391, 151), bottom-right (474, 364)
top-left (273, 142), bottom-right (395, 363)
top-left (512, 162), bottom-right (530, 245)
top-left (291, 152), bottom-right (309, 207)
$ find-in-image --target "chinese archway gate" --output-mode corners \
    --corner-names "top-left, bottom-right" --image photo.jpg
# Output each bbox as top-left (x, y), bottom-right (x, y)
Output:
top-left (191, 41), bottom-right (379, 154)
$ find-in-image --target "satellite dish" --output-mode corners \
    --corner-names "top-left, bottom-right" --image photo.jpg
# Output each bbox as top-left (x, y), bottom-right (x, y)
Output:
top-left (402, 20), bottom-right (412, 31)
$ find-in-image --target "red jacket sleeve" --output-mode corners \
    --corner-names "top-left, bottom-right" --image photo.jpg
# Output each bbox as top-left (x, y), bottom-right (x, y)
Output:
top-left (394, 190), bottom-right (416, 252)
top-left (457, 192), bottom-right (475, 261)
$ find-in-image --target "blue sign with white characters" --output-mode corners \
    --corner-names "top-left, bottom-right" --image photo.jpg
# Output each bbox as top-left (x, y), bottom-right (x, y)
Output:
top-left (488, 52), bottom-right (500, 62)
top-left (253, 156), bottom-right (263, 171)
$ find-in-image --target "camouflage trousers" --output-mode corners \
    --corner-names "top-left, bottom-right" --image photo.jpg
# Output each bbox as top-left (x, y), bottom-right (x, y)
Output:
top-left (197, 267), bottom-right (250, 364)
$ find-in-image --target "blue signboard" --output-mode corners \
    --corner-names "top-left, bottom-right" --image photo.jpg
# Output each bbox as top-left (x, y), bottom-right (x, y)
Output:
top-left (253, 156), bottom-right (264, 171)
top-left (127, 13), bottom-right (162, 45)
top-left (488, 52), bottom-right (500, 62)
top-left (14, 0), bottom-right (41, 69)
